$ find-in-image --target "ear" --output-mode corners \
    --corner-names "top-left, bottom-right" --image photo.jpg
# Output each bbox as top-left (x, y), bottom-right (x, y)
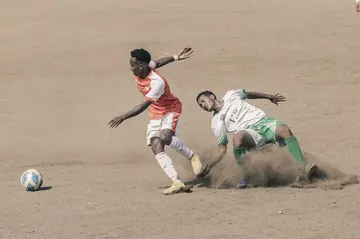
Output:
top-left (210, 94), bottom-right (215, 100)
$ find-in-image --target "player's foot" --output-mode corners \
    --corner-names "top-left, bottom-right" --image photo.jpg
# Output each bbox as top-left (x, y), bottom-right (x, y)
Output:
top-left (234, 178), bottom-right (253, 189)
top-left (190, 154), bottom-right (203, 177)
top-left (162, 180), bottom-right (187, 195)
top-left (303, 163), bottom-right (318, 180)
top-left (291, 163), bottom-right (318, 188)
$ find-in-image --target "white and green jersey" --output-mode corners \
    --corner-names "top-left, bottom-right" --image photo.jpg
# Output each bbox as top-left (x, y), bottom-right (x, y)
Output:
top-left (211, 89), bottom-right (266, 145)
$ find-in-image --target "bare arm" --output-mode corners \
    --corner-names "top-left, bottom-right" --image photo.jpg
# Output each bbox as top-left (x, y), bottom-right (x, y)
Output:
top-left (122, 100), bottom-right (152, 120)
top-left (153, 56), bottom-right (176, 69)
top-left (195, 144), bottom-right (227, 180)
top-left (108, 100), bottom-right (152, 128)
top-left (245, 91), bottom-right (274, 100)
top-left (153, 47), bottom-right (193, 69)
top-left (244, 90), bottom-right (286, 105)
top-left (208, 144), bottom-right (228, 168)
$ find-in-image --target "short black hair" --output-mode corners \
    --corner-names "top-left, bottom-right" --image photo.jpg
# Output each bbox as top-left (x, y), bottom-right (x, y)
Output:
top-left (130, 48), bottom-right (151, 64)
top-left (196, 90), bottom-right (217, 102)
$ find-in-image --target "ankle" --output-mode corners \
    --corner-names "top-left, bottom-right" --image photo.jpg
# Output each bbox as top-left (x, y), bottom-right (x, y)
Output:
top-left (171, 176), bottom-right (181, 182)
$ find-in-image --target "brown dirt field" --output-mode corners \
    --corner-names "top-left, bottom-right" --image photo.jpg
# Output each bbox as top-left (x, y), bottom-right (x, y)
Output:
top-left (1, 0), bottom-right (360, 238)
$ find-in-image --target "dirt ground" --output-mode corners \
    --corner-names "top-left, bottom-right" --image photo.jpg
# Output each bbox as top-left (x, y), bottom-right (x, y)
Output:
top-left (1, 0), bottom-right (360, 238)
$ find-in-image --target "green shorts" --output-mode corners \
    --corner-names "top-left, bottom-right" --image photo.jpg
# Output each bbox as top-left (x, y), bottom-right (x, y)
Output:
top-left (244, 117), bottom-right (287, 148)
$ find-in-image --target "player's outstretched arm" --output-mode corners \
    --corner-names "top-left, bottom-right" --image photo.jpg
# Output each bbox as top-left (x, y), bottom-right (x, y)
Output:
top-left (195, 144), bottom-right (227, 180)
top-left (153, 47), bottom-right (193, 69)
top-left (245, 90), bottom-right (286, 105)
top-left (108, 100), bottom-right (152, 128)
top-left (209, 144), bottom-right (227, 168)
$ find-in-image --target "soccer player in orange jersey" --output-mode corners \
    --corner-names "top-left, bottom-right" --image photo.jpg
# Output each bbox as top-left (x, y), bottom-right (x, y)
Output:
top-left (109, 47), bottom-right (203, 195)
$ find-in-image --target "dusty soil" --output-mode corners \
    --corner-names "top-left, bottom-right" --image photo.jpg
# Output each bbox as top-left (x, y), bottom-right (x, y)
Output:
top-left (1, 0), bottom-right (360, 238)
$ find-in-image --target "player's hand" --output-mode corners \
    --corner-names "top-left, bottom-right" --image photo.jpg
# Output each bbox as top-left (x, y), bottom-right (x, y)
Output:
top-left (270, 93), bottom-right (286, 105)
top-left (195, 164), bottom-right (211, 180)
top-left (108, 115), bottom-right (125, 128)
top-left (177, 47), bottom-right (193, 61)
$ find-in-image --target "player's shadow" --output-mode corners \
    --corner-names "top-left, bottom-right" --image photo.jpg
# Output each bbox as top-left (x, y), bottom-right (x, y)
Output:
top-left (157, 184), bottom-right (193, 193)
top-left (185, 178), bottom-right (213, 188)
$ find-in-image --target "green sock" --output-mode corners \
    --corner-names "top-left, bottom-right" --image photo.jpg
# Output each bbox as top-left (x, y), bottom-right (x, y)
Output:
top-left (233, 148), bottom-right (247, 166)
top-left (285, 136), bottom-right (305, 164)
top-left (233, 147), bottom-right (250, 179)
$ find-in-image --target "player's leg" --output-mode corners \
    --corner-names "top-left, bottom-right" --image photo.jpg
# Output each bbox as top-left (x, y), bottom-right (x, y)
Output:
top-left (233, 129), bottom-right (265, 164)
top-left (146, 119), bottom-right (186, 195)
top-left (255, 117), bottom-right (318, 180)
top-left (232, 130), bottom-right (260, 188)
top-left (160, 112), bottom-right (203, 177)
top-left (274, 123), bottom-right (318, 180)
top-left (150, 137), bottom-right (179, 182)
top-left (275, 124), bottom-right (304, 164)
top-left (150, 136), bottom-right (187, 195)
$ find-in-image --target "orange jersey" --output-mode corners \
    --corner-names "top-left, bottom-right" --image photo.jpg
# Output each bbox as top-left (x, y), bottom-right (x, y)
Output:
top-left (135, 69), bottom-right (182, 120)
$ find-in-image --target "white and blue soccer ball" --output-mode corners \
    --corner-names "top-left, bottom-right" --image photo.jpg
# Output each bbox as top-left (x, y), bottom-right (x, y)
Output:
top-left (20, 169), bottom-right (43, 191)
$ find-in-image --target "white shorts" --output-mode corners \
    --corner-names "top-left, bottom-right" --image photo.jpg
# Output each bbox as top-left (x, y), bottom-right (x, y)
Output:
top-left (146, 112), bottom-right (180, 146)
top-left (242, 128), bottom-right (286, 149)
top-left (242, 129), bottom-right (267, 149)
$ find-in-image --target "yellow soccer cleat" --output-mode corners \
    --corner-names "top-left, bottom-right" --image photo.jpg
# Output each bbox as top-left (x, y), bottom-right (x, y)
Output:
top-left (190, 154), bottom-right (203, 177)
top-left (162, 180), bottom-right (186, 195)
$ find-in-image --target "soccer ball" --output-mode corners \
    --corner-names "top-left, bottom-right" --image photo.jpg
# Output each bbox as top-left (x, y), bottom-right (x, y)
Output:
top-left (20, 169), bottom-right (43, 191)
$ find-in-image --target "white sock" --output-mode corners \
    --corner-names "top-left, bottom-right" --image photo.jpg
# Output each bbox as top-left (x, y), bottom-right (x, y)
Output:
top-left (155, 152), bottom-right (179, 182)
top-left (169, 136), bottom-right (194, 159)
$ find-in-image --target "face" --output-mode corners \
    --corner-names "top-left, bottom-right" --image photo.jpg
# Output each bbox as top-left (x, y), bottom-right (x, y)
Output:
top-left (129, 57), bottom-right (144, 77)
top-left (197, 94), bottom-right (215, 112)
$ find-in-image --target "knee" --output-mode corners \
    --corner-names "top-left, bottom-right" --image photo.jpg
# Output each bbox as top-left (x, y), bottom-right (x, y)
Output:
top-left (151, 138), bottom-right (164, 154)
top-left (159, 130), bottom-right (174, 145)
top-left (233, 132), bottom-right (246, 149)
top-left (233, 131), bottom-right (256, 149)
top-left (275, 124), bottom-right (293, 140)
